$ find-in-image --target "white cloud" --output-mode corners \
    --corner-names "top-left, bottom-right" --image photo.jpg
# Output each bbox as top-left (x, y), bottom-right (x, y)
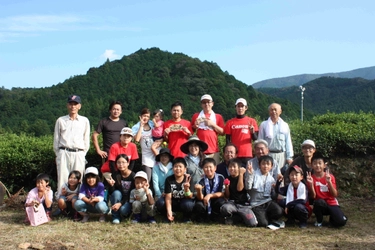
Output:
top-left (101, 50), bottom-right (120, 61)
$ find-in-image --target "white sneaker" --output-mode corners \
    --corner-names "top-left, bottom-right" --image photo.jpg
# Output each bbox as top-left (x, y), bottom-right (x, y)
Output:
top-left (314, 221), bottom-right (322, 227)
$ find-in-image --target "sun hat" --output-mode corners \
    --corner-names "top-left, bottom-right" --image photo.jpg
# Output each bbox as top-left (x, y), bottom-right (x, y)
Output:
top-left (85, 166), bottom-right (99, 176)
top-left (301, 139), bottom-right (315, 148)
top-left (155, 148), bottom-right (174, 162)
top-left (235, 98), bottom-right (247, 106)
top-left (180, 135), bottom-right (208, 154)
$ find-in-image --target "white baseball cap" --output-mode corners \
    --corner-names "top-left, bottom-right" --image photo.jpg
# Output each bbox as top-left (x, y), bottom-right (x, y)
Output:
top-left (134, 171), bottom-right (148, 182)
top-left (235, 98), bottom-right (247, 106)
top-left (85, 166), bottom-right (99, 176)
top-left (120, 127), bottom-right (133, 136)
top-left (201, 94), bottom-right (213, 101)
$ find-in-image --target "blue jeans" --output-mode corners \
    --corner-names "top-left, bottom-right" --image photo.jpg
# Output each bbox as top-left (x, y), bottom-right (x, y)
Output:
top-left (74, 200), bottom-right (109, 214)
top-left (110, 190), bottom-right (131, 220)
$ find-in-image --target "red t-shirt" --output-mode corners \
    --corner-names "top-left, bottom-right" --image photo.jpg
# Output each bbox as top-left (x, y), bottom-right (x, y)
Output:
top-left (101, 142), bottom-right (139, 173)
top-left (191, 112), bottom-right (225, 154)
top-left (163, 119), bottom-right (192, 158)
top-left (224, 116), bottom-right (258, 157)
top-left (312, 174), bottom-right (339, 206)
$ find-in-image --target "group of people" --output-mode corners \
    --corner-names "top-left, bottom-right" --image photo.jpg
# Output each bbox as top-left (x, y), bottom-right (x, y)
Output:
top-left (24, 94), bottom-right (347, 228)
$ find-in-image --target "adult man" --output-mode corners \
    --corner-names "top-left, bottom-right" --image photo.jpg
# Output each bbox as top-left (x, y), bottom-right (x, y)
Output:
top-left (247, 139), bottom-right (281, 181)
top-left (258, 103), bottom-right (293, 171)
top-left (191, 94), bottom-right (225, 164)
top-left (53, 95), bottom-right (90, 199)
top-left (163, 101), bottom-right (193, 158)
top-left (216, 143), bottom-right (238, 179)
top-left (92, 101), bottom-right (127, 160)
top-left (224, 98), bottom-right (258, 165)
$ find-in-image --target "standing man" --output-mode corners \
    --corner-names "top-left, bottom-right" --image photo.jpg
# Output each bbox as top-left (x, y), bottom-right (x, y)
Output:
top-left (53, 95), bottom-right (90, 199)
top-left (224, 98), bottom-right (258, 166)
top-left (258, 103), bottom-right (294, 172)
top-left (92, 101), bottom-right (128, 159)
top-left (163, 101), bottom-right (193, 158)
top-left (191, 94), bottom-right (225, 164)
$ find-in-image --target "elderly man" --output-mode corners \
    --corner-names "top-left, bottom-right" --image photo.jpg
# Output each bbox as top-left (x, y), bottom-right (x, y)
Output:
top-left (53, 95), bottom-right (90, 199)
top-left (191, 94), bottom-right (225, 164)
top-left (216, 143), bottom-right (238, 179)
top-left (258, 103), bottom-right (293, 172)
top-left (247, 139), bottom-right (281, 181)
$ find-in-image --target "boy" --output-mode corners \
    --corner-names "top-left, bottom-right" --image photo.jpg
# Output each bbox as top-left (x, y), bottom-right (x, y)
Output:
top-left (220, 158), bottom-right (257, 227)
top-left (130, 171), bottom-right (156, 223)
top-left (276, 165), bottom-right (311, 228)
top-left (155, 157), bottom-right (195, 223)
top-left (245, 155), bottom-right (283, 227)
top-left (193, 158), bottom-right (225, 222)
top-left (306, 152), bottom-right (347, 227)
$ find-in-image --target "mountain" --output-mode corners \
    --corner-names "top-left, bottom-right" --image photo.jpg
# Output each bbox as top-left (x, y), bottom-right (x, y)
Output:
top-left (0, 48), bottom-right (304, 136)
top-left (257, 77), bottom-right (375, 114)
top-left (251, 66), bottom-right (375, 89)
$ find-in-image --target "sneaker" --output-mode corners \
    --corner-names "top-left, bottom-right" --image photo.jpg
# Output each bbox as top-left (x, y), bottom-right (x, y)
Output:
top-left (99, 215), bottom-right (106, 223)
top-left (132, 214), bottom-right (141, 223)
top-left (148, 216), bottom-right (156, 224)
top-left (299, 221), bottom-right (307, 228)
top-left (73, 212), bottom-right (82, 222)
top-left (314, 221), bottom-right (323, 227)
top-left (52, 208), bottom-right (61, 217)
top-left (112, 218), bottom-right (120, 224)
top-left (81, 214), bottom-right (90, 223)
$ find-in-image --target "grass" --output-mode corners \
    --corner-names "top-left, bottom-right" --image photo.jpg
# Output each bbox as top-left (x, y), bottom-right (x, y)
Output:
top-left (0, 197), bottom-right (374, 250)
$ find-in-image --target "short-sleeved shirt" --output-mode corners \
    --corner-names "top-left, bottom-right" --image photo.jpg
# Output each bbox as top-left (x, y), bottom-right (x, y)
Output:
top-left (312, 174), bottom-right (339, 206)
top-left (110, 171), bottom-right (135, 204)
top-left (191, 112), bottom-right (225, 154)
top-left (95, 117), bottom-right (128, 153)
top-left (163, 119), bottom-right (192, 158)
top-left (197, 174), bottom-right (225, 196)
top-left (101, 142), bottom-right (139, 173)
top-left (227, 175), bottom-right (248, 205)
top-left (164, 175), bottom-right (188, 200)
top-left (224, 116), bottom-right (258, 157)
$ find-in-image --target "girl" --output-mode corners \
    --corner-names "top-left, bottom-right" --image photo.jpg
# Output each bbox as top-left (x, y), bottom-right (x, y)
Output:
top-left (57, 170), bottom-right (81, 219)
top-left (25, 173), bottom-right (53, 224)
top-left (180, 135), bottom-right (208, 194)
top-left (152, 109), bottom-right (164, 141)
top-left (74, 167), bottom-right (109, 223)
top-left (132, 108), bottom-right (161, 181)
top-left (152, 148), bottom-right (174, 202)
top-left (108, 154), bottom-right (135, 224)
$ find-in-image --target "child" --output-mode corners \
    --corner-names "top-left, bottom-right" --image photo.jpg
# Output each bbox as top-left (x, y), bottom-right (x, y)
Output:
top-left (245, 155), bottom-right (283, 227)
top-left (220, 158), bottom-right (257, 226)
top-left (74, 167), bottom-right (109, 223)
top-left (25, 173), bottom-right (53, 224)
top-left (276, 165), bottom-right (311, 228)
top-left (152, 148), bottom-right (174, 202)
top-left (57, 170), bottom-right (81, 219)
top-left (152, 109), bottom-right (164, 141)
top-left (129, 171), bottom-right (156, 223)
top-left (193, 158), bottom-right (225, 222)
top-left (155, 157), bottom-right (195, 223)
top-left (306, 152), bottom-right (347, 227)
top-left (108, 154), bottom-right (135, 224)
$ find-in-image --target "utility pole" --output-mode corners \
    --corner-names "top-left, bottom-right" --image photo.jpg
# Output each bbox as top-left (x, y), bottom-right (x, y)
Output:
top-left (299, 85), bottom-right (305, 122)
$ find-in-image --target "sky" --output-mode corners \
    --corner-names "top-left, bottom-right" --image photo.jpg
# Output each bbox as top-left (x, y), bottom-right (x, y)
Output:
top-left (1, 0), bottom-right (375, 89)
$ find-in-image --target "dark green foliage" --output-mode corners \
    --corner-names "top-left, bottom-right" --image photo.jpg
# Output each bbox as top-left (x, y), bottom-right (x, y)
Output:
top-left (0, 47), bottom-right (301, 136)
top-left (258, 77), bottom-right (375, 114)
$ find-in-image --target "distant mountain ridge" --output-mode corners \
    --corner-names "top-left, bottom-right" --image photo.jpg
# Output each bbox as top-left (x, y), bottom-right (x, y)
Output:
top-left (252, 66), bottom-right (375, 88)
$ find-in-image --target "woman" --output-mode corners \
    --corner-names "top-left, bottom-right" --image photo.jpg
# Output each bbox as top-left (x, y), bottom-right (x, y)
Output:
top-left (180, 135), bottom-right (208, 195)
top-left (132, 108), bottom-right (161, 181)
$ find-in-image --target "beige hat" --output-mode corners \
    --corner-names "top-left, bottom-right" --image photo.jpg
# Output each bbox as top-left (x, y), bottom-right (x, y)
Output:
top-left (201, 94), bottom-right (213, 101)
top-left (235, 98), bottom-right (247, 106)
top-left (120, 127), bottom-right (133, 136)
top-left (134, 171), bottom-right (148, 182)
top-left (301, 139), bottom-right (315, 148)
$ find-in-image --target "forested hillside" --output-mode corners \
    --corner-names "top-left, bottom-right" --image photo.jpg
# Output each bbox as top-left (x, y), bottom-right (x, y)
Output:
top-left (257, 77), bottom-right (375, 114)
top-left (252, 65), bottom-right (375, 88)
top-left (0, 48), bottom-right (305, 136)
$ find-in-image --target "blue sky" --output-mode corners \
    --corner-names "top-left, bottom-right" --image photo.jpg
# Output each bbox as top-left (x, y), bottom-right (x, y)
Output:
top-left (1, 0), bottom-right (374, 89)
